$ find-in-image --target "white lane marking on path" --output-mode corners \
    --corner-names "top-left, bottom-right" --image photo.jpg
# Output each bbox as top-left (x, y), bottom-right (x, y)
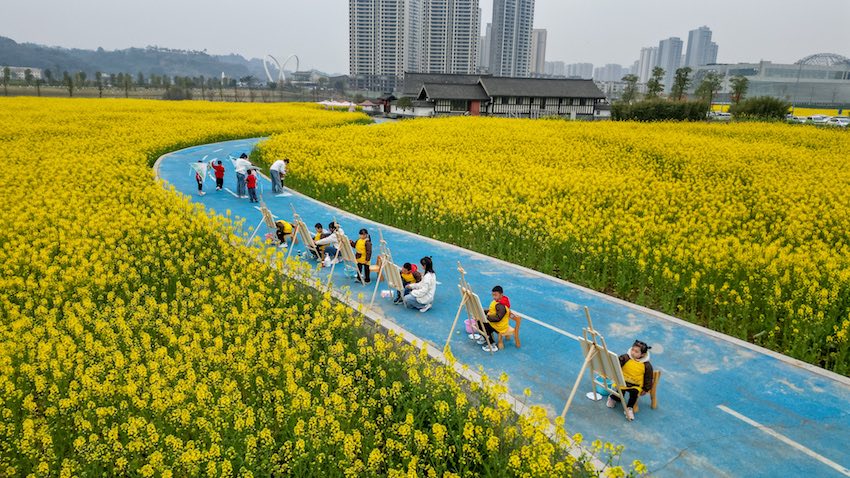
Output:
top-left (513, 312), bottom-right (581, 341)
top-left (223, 188), bottom-right (240, 198)
top-left (213, 148), bottom-right (223, 152)
top-left (254, 206), bottom-right (278, 219)
top-left (717, 405), bottom-right (850, 476)
top-left (202, 154), bottom-right (208, 161)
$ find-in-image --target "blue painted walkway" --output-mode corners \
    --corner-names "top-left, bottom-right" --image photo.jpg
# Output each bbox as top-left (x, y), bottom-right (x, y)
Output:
top-left (157, 138), bottom-right (850, 477)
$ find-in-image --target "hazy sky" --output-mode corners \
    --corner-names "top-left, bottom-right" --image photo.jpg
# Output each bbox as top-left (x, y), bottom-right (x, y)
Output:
top-left (2, 0), bottom-right (848, 74)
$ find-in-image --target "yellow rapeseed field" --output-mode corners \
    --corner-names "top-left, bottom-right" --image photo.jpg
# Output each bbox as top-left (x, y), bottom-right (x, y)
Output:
top-left (0, 98), bottom-right (637, 477)
top-left (258, 117), bottom-right (850, 374)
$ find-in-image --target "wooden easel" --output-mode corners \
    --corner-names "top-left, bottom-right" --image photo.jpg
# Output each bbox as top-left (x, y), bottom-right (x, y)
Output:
top-left (444, 262), bottom-right (495, 355)
top-left (325, 224), bottom-right (360, 289)
top-left (285, 206), bottom-right (322, 263)
top-left (368, 230), bottom-right (404, 309)
top-left (245, 200), bottom-right (277, 246)
top-left (560, 307), bottom-right (627, 420)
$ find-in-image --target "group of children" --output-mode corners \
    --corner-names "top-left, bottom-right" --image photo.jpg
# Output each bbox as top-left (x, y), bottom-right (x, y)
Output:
top-left (463, 284), bottom-right (654, 421)
top-left (266, 197), bottom-right (655, 422)
top-left (272, 219), bottom-right (438, 312)
top-left (194, 153), bottom-right (289, 203)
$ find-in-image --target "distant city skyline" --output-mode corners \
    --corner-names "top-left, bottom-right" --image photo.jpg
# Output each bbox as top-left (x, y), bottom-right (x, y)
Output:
top-left (1, 0), bottom-right (848, 74)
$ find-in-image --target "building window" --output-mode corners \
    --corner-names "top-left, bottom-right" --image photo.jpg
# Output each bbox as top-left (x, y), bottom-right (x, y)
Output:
top-left (540, 98), bottom-right (546, 109)
top-left (450, 100), bottom-right (468, 111)
top-left (516, 97), bottom-right (524, 105)
top-left (500, 97), bottom-right (508, 105)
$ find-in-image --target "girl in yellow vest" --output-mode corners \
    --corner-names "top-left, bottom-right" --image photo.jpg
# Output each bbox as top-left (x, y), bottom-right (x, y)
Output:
top-left (607, 340), bottom-right (655, 421)
top-left (474, 285), bottom-right (512, 352)
top-left (349, 228), bottom-right (373, 284)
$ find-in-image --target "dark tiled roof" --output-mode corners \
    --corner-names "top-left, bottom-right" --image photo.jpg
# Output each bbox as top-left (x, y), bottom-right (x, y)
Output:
top-left (402, 72), bottom-right (485, 96)
top-left (479, 77), bottom-right (605, 98)
top-left (418, 83), bottom-right (490, 101)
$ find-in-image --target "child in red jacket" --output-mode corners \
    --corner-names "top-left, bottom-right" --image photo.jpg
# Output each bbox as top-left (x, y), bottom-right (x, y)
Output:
top-left (211, 160), bottom-right (225, 191)
top-left (246, 169), bottom-right (258, 203)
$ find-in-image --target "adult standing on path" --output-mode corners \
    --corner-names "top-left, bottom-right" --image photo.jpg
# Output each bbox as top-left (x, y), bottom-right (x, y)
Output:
top-left (269, 158), bottom-right (289, 194)
top-left (234, 153), bottom-right (252, 198)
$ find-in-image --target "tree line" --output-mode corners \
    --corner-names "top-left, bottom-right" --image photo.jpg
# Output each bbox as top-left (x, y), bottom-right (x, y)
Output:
top-left (612, 66), bottom-right (788, 121)
top-left (2, 67), bottom-right (348, 101)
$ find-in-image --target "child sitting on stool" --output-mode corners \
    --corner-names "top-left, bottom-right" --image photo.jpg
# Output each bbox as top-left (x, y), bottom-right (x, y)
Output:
top-left (608, 340), bottom-right (654, 421)
top-left (474, 286), bottom-right (511, 353)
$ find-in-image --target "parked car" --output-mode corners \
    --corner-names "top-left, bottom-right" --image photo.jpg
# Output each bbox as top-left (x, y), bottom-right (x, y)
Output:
top-left (824, 116), bottom-right (850, 128)
top-left (712, 112), bottom-right (732, 120)
top-left (786, 114), bottom-right (807, 123)
top-left (807, 114), bottom-right (831, 124)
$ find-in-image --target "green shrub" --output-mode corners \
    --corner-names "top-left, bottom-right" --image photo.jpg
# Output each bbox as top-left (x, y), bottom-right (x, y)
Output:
top-left (729, 96), bottom-right (791, 121)
top-left (612, 99), bottom-right (709, 121)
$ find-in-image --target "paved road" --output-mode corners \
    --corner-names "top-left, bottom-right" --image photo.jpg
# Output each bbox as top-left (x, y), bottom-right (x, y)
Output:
top-left (157, 138), bottom-right (850, 477)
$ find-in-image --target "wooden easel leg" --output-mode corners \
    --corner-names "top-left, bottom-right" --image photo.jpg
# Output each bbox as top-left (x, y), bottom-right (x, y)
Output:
top-left (651, 371), bottom-right (660, 410)
top-left (444, 296), bottom-right (468, 352)
top-left (245, 218), bottom-right (265, 246)
top-left (561, 348), bottom-right (597, 420)
top-left (284, 224), bottom-right (298, 264)
top-left (368, 263), bottom-right (387, 310)
top-left (325, 248), bottom-right (341, 290)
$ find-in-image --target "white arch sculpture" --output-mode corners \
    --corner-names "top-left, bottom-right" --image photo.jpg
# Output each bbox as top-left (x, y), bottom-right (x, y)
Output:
top-left (263, 54), bottom-right (300, 84)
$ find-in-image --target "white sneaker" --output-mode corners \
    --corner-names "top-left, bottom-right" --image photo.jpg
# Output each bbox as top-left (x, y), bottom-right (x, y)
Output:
top-left (482, 344), bottom-right (499, 352)
top-left (199, 191), bottom-right (205, 196)
top-left (625, 408), bottom-right (635, 421)
top-left (468, 333), bottom-right (482, 340)
top-left (606, 396), bottom-right (616, 408)
top-left (420, 303), bottom-right (432, 313)
top-left (475, 338), bottom-right (487, 345)
top-left (278, 243), bottom-right (288, 249)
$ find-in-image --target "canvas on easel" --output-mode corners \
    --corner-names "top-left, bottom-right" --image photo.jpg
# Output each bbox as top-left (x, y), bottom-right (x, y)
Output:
top-left (560, 307), bottom-right (628, 420)
top-left (326, 228), bottom-right (360, 288)
top-left (245, 201), bottom-right (278, 245)
top-left (368, 231), bottom-right (404, 309)
top-left (443, 262), bottom-right (496, 355)
top-left (285, 207), bottom-right (323, 263)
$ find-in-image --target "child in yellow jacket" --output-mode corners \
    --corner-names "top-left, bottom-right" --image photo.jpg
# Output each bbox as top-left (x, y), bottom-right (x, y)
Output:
top-left (607, 340), bottom-right (654, 421)
top-left (349, 228), bottom-right (373, 284)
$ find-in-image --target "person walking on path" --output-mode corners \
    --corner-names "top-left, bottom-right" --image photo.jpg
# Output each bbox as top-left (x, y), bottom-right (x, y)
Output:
top-left (246, 169), bottom-right (258, 203)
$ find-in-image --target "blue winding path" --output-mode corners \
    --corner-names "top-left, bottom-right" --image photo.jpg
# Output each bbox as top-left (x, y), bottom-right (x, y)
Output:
top-left (156, 137), bottom-right (850, 477)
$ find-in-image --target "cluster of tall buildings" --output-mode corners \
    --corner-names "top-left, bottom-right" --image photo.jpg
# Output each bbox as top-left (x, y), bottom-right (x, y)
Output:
top-left (349, 0), bottom-right (539, 92)
top-left (538, 26), bottom-right (719, 94)
top-left (636, 26), bottom-right (718, 91)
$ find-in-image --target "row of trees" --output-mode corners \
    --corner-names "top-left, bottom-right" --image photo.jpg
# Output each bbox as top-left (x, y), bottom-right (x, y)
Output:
top-left (2, 66), bottom-right (347, 102)
top-left (619, 66), bottom-right (750, 105)
top-left (613, 66), bottom-right (759, 121)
